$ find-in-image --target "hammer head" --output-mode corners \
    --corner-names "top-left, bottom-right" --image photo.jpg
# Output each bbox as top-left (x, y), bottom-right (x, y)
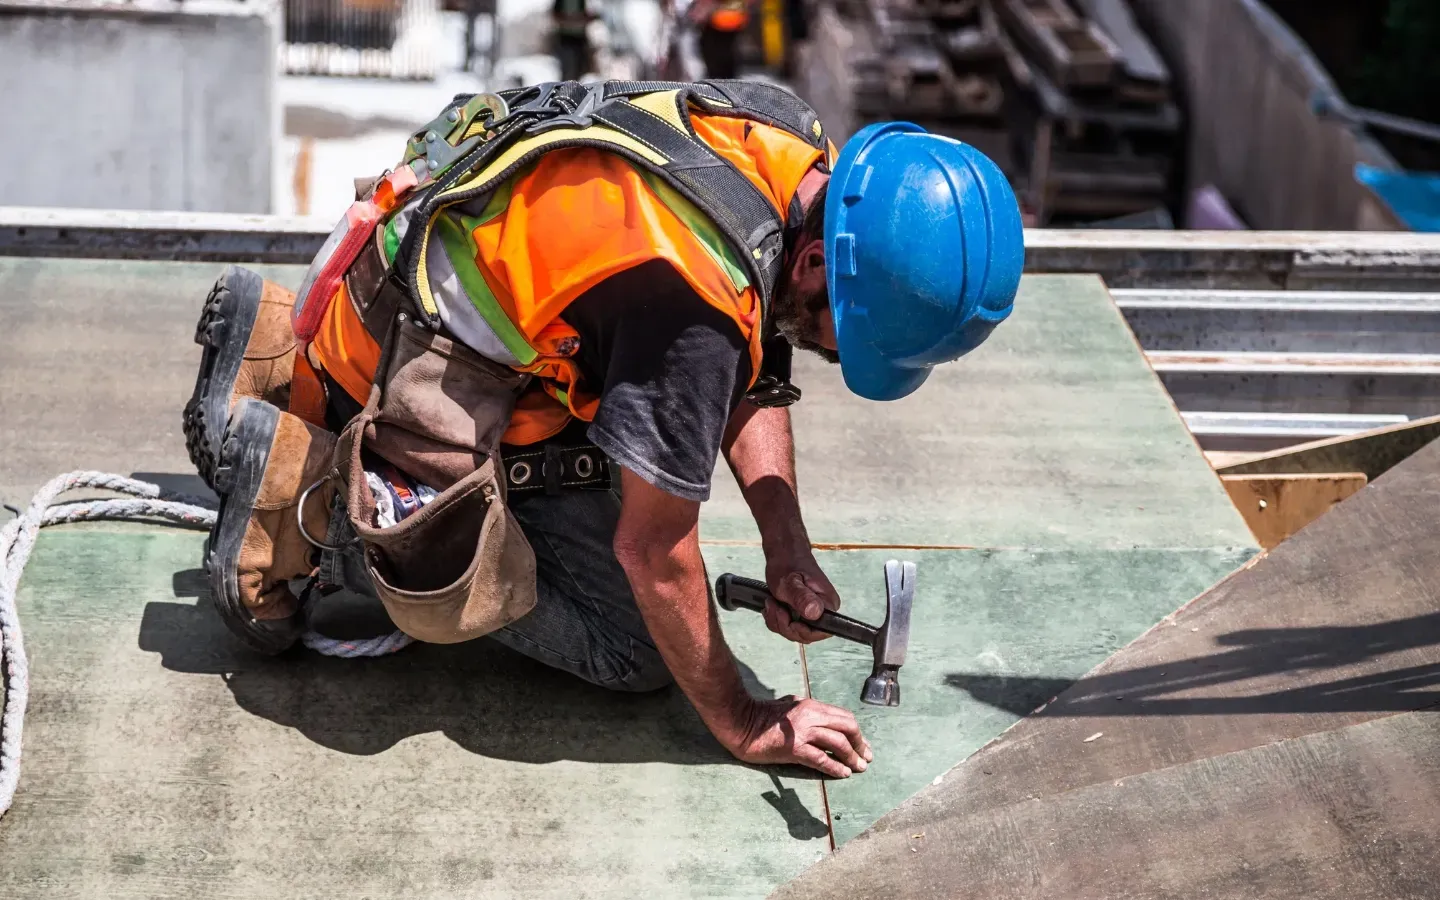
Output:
top-left (860, 560), bottom-right (915, 707)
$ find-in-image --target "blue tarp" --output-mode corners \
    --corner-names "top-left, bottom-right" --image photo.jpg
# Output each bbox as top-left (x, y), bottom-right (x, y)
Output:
top-left (1356, 164), bottom-right (1440, 232)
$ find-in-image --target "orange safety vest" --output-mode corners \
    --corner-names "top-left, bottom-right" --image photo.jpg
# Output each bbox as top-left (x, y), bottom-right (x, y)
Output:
top-left (312, 105), bottom-right (828, 445)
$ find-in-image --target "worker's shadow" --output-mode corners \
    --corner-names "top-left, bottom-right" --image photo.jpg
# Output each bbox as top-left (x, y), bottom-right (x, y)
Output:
top-left (944, 609), bottom-right (1440, 719)
top-left (144, 570), bottom-right (814, 778)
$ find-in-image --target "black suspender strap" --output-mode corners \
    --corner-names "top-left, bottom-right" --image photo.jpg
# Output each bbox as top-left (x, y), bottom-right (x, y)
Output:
top-left (590, 98), bottom-right (787, 311)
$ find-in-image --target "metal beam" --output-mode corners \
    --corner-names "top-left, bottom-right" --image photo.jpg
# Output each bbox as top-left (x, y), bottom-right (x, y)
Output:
top-left (1153, 352), bottom-right (1440, 419)
top-left (1182, 411), bottom-right (1410, 453)
top-left (6, 207), bottom-right (1440, 288)
top-left (0, 207), bottom-right (331, 265)
top-left (1026, 229), bottom-right (1440, 290)
top-left (1114, 289), bottom-right (1440, 353)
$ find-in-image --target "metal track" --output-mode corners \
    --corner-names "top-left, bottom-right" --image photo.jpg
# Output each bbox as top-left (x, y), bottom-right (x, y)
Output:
top-left (1153, 352), bottom-right (1440, 418)
top-left (1181, 412), bottom-right (1411, 453)
top-left (6, 208), bottom-right (1440, 289)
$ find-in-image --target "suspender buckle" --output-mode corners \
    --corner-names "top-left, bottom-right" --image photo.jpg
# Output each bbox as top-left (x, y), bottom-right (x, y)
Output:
top-left (526, 81), bottom-right (610, 134)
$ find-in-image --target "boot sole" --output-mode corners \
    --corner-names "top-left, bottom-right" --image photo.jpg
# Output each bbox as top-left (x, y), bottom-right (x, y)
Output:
top-left (207, 398), bottom-right (302, 655)
top-left (184, 266), bottom-right (264, 493)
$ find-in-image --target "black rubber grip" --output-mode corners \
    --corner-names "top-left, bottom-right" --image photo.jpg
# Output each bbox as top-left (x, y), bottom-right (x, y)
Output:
top-left (715, 573), bottom-right (772, 613)
top-left (715, 573), bottom-right (879, 645)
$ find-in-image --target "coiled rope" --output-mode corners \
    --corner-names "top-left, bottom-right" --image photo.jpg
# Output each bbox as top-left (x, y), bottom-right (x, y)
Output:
top-left (0, 471), bottom-right (412, 820)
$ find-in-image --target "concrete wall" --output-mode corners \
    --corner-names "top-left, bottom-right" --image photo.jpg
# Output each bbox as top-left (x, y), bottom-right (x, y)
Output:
top-left (1130, 0), bottom-right (1402, 231)
top-left (0, 0), bottom-right (279, 214)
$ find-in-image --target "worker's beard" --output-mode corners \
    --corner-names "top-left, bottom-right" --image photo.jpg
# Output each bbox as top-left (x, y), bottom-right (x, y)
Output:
top-left (773, 281), bottom-right (840, 364)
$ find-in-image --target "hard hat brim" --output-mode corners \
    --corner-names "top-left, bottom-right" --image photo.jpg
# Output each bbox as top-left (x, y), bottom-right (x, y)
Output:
top-left (836, 318), bottom-right (932, 400)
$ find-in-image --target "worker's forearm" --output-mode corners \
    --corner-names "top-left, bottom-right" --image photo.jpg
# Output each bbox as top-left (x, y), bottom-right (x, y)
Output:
top-left (615, 528), bottom-right (753, 745)
top-left (722, 402), bottom-right (811, 558)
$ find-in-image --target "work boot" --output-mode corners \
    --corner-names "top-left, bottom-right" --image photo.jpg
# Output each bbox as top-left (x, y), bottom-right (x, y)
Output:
top-left (184, 266), bottom-right (298, 492)
top-left (207, 397), bottom-right (337, 654)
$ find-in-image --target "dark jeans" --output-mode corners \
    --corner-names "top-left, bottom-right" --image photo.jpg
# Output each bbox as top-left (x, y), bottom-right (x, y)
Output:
top-left (316, 485), bottom-right (673, 693)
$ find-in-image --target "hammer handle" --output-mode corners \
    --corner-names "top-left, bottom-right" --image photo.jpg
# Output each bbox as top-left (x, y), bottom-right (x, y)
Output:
top-left (714, 574), bottom-right (878, 645)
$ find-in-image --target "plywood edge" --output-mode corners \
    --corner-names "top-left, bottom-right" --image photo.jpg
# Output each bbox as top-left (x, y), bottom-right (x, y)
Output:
top-left (1215, 413), bottom-right (1440, 480)
top-left (1221, 472), bottom-right (1368, 549)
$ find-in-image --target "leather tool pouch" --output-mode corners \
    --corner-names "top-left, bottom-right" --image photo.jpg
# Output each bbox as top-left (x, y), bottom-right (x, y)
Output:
top-left (335, 315), bottom-right (537, 644)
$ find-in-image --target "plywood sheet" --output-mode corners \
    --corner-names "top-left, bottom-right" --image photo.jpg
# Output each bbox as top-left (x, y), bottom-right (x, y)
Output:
top-left (776, 712), bottom-right (1440, 900)
top-left (801, 546), bottom-right (1253, 845)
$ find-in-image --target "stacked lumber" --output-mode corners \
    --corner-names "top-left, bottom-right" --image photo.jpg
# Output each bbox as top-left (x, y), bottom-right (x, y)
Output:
top-left (847, 0), bottom-right (1030, 177)
top-left (832, 0), bottom-right (1181, 224)
top-left (1014, 0), bottom-right (1181, 221)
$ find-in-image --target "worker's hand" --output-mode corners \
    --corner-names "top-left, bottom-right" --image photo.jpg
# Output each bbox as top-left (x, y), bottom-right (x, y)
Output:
top-left (763, 553), bottom-right (842, 644)
top-left (726, 695), bottom-right (873, 778)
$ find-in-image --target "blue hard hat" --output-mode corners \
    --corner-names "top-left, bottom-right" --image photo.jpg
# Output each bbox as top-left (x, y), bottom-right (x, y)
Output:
top-left (825, 122), bottom-right (1024, 401)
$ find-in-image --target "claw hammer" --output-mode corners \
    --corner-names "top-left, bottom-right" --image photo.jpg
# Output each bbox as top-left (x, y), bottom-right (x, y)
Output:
top-left (715, 560), bottom-right (916, 706)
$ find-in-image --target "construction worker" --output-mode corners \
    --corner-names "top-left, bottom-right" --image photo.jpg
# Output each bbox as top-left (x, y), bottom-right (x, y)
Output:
top-left (183, 80), bottom-right (1022, 779)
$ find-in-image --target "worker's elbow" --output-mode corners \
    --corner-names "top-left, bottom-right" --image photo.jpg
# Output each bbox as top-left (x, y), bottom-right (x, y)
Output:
top-left (612, 470), bottom-right (702, 584)
top-left (613, 529), bottom-right (669, 577)
top-left (613, 524), bottom-right (691, 585)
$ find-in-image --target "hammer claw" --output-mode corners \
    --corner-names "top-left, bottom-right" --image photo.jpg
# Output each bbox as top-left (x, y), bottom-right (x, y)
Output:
top-left (877, 559), bottom-right (915, 669)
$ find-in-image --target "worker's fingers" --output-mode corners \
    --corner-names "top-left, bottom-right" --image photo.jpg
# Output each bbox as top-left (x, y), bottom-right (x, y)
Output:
top-left (806, 570), bottom-right (843, 614)
top-left (792, 743), bottom-right (853, 779)
top-left (824, 718), bottom-right (873, 763)
top-left (804, 701), bottom-right (874, 762)
top-left (806, 726), bottom-right (868, 773)
top-left (762, 598), bottom-right (801, 639)
top-left (763, 599), bottom-right (830, 643)
top-left (771, 570), bottom-right (831, 621)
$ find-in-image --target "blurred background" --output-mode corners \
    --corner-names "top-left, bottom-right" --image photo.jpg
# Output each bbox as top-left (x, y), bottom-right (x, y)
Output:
top-left (2, 0), bottom-right (1436, 230)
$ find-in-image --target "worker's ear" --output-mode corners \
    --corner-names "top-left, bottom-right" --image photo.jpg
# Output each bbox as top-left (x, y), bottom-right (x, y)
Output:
top-left (790, 237), bottom-right (825, 283)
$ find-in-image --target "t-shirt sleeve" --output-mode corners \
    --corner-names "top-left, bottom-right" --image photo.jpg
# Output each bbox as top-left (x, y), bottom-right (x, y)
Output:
top-left (563, 260), bottom-right (751, 502)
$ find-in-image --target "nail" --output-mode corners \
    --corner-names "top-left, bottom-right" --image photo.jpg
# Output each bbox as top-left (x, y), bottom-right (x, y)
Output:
top-left (855, 759), bottom-right (868, 772)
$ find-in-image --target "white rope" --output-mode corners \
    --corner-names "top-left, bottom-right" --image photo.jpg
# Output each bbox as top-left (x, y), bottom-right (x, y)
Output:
top-left (0, 471), bottom-right (412, 820)
top-left (301, 630), bottom-right (414, 658)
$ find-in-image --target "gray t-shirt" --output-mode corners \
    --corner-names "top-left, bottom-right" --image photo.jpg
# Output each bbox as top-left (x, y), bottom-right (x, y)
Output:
top-left (561, 259), bottom-right (752, 501)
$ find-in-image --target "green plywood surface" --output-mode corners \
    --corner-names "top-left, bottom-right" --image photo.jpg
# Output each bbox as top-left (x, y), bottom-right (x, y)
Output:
top-left (797, 547), bottom-right (1255, 844)
top-left (0, 531), bottom-right (827, 899)
top-left (703, 275), bottom-right (1254, 551)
